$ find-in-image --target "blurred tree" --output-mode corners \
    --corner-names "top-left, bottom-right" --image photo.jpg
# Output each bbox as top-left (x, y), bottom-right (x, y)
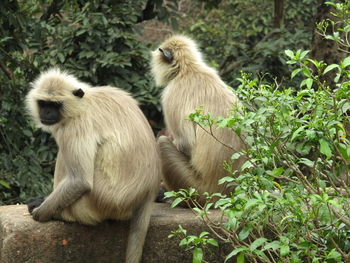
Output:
top-left (179, 0), bottom-right (318, 84)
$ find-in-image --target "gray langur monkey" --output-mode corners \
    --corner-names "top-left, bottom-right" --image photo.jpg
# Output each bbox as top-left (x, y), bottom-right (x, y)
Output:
top-left (151, 35), bottom-right (246, 204)
top-left (25, 68), bottom-right (161, 263)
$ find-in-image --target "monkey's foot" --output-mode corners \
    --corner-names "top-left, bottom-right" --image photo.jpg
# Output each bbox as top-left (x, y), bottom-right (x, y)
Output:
top-left (27, 196), bottom-right (45, 214)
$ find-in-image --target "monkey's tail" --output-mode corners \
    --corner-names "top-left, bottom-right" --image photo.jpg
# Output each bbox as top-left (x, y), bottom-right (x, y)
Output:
top-left (125, 198), bottom-right (153, 263)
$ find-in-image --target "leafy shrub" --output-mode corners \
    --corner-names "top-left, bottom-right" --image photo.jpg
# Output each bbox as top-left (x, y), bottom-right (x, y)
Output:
top-left (166, 2), bottom-right (350, 262)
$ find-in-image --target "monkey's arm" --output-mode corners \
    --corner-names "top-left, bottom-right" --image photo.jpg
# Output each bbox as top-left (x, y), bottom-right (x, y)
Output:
top-left (31, 137), bottom-right (96, 222)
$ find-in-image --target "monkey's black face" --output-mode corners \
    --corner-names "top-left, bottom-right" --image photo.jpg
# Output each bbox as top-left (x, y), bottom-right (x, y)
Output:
top-left (38, 100), bottom-right (62, 125)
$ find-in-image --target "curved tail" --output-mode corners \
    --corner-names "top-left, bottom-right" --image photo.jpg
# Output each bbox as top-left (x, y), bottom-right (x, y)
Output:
top-left (158, 136), bottom-right (202, 192)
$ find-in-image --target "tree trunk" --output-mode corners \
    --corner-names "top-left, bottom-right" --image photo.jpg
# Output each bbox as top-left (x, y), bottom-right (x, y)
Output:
top-left (273, 0), bottom-right (284, 28)
top-left (310, 0), bottom-right (347, 87)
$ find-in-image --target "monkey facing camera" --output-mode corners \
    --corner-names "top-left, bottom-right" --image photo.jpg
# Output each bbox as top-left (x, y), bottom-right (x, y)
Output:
top-left (151, 35), bottom-right (246, 205)
top-left (25, 68), bottom-right (161, 263)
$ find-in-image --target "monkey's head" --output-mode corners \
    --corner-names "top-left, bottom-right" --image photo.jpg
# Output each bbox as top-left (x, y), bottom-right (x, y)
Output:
top-left (151, 35), bottom-right (205, 86)
top-left (26, 68), bottom-right (89, 132)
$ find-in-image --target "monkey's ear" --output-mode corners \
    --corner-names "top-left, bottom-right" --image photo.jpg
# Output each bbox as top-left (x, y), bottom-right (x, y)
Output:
top-left (72, 88), bottom-right (84, 98)
top-left (159, 48), bottom-right (173, 63)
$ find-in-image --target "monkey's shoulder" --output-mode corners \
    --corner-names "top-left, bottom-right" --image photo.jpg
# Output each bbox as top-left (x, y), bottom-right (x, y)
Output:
top-left (88, 85), bottom-right (133, 98)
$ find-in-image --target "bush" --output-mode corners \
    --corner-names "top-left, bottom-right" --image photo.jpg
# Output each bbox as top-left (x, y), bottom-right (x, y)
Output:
top-left (166, 2), bottom-right (350, 262)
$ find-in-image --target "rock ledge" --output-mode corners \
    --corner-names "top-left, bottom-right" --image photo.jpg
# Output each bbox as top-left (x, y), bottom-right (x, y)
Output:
top-left (0, 203), bottom-right (227, 263)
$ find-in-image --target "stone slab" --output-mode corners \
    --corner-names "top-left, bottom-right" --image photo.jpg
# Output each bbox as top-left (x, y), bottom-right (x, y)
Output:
top-left (0, 203), bottom-right (228, 263)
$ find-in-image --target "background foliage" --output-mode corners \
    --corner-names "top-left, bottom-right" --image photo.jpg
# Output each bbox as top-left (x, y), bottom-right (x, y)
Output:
top-left (0, 0), bottom-right (178, 204)
top-left (178, 0), bottom-right (319, 85)
top-left (0, 0), bottom-right (322, 205)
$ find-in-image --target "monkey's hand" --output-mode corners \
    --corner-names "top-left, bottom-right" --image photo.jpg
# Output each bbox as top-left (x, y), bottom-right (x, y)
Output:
top-left (27, 196), bottom-right (45, 214)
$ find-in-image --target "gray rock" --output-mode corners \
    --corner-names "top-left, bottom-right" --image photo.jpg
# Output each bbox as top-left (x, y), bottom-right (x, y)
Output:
top-left (0, 203), bottom-right (229, 263)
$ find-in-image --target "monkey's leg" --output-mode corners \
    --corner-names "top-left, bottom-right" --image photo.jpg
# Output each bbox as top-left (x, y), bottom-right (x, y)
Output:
top-left (125, 199), bottom-right (153, 263)
top-left (158, 136), bottom-right (201, 191)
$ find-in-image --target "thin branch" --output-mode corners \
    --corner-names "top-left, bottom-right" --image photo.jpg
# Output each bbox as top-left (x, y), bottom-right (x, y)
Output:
top-left (219, 58), bottom-right (249, 76)
top-left (328, 204), bottom-right (350, 228)
top-left (0, 61), bottom-right (13, 80)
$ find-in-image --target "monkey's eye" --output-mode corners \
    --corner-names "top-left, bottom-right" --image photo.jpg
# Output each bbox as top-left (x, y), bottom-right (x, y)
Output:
top-left (72, 89), bottom-right (84, 98)
top-left (159, 48), bottom-right (173, 64)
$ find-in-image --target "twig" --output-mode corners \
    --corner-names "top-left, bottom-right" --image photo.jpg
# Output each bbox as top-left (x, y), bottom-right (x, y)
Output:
top-left (328, 204), bottom-right (350, 228)
top-left (0, 61), bottom-right (13, 79)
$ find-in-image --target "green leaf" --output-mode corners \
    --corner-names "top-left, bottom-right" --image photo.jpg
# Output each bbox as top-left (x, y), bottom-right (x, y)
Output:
top-left (22, 129), bottom-right (32, 137)
top-left (328, 199), bottom-right (342, 209)
top-left (285, 50), bottom-right (294, 59)
top-left (218, 176), bottom-right (235, 184)
top-left (193, 247), bottom-right (203, 263)
top-left (299, 158), bottom-right (314, 167)
top-left (280, 244), bottom-right (290, 257)
top-left (250, 238), bottom-right (267, 251)
top-left (58, 53), bottom-right (65, 63)
top-left (302, 67), bottom-right (311, 78)
top-left (319, 138), bottom-right (332, 159)
top-left (263, 240), bottom-right (280, 251)
top-left (207, 239), bottom-right (219, 247)
top-left (0, 179), bottom-right (11, 189)
top-left (241, 161), bottom-right (253, 171)
top-left (171, 197), bottom-right (183, 208)
top-left (225, 247), bottom-right (249, 262)
top-left (245, 199), bottom-right (259, 210)
top-left (237, 253), bottom-right (245, 263)
top-left (291, 126), bottom-right (305, 141)
top-left (272, 167), bottom-right (284, 177)
top-left (342, 56), bottom-right (350, 68)
top-left (342, 102), bottom-right (350, 114)
top-left (301, 78), bottom-right (313, 89)
top-left (326, 248), bottom-right (342, 260)
top-left (164, 191), bottom-right (176, 198)
top-left (231, 152), bottom-right (242, 160)
top-left (199, 232), bottom-right (209, 238)
top-left (323, 64), bottom-right (339, 75)
top-left (300, 50), bottom-right (310, 60)
top-left (291, 68), bottom-right (301, 79)
top-left (238, 226), bottom-right (251, 241)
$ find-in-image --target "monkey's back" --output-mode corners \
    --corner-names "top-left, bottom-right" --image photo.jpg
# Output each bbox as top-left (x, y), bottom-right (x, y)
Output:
top-left (162, 70), bottom-right (245, 195)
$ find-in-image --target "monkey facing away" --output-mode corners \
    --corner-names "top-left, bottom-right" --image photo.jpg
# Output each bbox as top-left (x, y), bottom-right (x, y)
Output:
top-left (26, 68), bottom-right (161, 263)
top-left (151, 35), bottom-right (246, 204)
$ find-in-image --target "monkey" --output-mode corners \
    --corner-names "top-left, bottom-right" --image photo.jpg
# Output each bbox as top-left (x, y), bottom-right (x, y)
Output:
top-left (25, 68), bottom-right (161, 263)
top-left (150, 35), bottom-right (246, 205)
